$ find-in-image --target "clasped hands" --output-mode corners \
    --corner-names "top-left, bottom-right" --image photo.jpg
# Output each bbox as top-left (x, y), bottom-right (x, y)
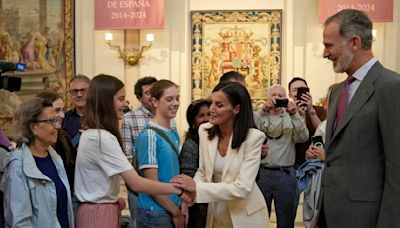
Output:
top-left (171, 174), bottom-right (196, 205)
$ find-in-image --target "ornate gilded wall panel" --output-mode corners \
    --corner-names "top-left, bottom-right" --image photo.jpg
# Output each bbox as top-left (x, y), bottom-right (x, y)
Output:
top-left (191, 10), bottom-right (282, 109)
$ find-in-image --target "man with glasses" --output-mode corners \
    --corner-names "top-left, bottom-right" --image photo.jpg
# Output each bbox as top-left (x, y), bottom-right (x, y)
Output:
top-left (62, 75), bottom-right (91, 149)
top-left (254, 84), bottom-right (308, 228)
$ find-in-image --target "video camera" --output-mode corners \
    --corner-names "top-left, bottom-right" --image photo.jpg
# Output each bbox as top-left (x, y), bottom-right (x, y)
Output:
top-left (0, 62), bottom-right (21, 92)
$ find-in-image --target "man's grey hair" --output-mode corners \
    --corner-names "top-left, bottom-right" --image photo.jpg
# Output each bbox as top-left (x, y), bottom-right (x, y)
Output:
top-left (266, 84), bottom-right (286, 97)
top-left (324, 9), bottom-right (373, 50)
top-left (69, 74), bottom-right (91, 85)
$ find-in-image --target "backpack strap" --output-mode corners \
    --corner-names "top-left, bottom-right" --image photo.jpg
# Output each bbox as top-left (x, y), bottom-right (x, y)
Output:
top-left (128, 126), bottom-right (179, 194)
top-left (144, 126), bottom-right (179, 156)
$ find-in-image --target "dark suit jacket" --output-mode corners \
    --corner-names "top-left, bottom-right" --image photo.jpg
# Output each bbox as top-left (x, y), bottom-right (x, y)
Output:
top-left (320, 61), bottom-right (400, 228)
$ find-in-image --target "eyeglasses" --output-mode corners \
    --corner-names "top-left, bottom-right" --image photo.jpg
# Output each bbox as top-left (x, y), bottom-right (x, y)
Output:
top-left (69, 88), bottom-right (88, 96)
top-left (33, 117), bottom-right (63, 128)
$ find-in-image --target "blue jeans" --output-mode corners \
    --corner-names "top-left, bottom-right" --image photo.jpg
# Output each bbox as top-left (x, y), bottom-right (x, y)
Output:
top-left (136, 209), bottom-right (173, 228)
top-left (127, 191), bottom-right (137, 228)
top-left (257, 166), bottom-right (297, 228)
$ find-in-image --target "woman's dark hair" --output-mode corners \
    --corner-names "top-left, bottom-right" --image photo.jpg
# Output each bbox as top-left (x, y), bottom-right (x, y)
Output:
top-left (85, 74), bottom-right (124, 147)
top-left (36, 91), bottom-right (74, 165)
top-left (150, 79), bottom-right (179, 100)
top-left (219, 71), bottom-right (245, 83)
top-left (207, 81), bottom-right (255, 149)
top-left (14, 97), bottom-right (53, 146)
top-left (185, 99), bottom-right (211, 143)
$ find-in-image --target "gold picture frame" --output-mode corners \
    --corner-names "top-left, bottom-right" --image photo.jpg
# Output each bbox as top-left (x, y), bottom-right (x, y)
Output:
top-left (191, 10), bottom-right (282, 108)
top-left (0, 0), bottom-right (75, 103)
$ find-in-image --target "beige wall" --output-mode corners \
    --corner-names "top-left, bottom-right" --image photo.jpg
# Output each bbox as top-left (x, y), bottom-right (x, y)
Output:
top-left (291, 0), bottom-right (400, 102)
top-left (75, 0), bottom-right (400, 134)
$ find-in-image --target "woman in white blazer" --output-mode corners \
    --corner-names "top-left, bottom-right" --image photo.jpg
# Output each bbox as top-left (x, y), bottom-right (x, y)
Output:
top-left (172, 82), bottom-right (271, 228)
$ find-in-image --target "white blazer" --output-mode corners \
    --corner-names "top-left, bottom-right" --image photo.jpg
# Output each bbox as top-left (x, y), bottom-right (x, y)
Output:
top-left (194, 122), bottom-right (270, 228)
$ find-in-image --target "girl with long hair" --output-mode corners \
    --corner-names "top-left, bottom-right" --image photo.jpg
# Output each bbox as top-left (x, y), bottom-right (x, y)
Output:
top-left (74, 75), bottom-right (183, 228)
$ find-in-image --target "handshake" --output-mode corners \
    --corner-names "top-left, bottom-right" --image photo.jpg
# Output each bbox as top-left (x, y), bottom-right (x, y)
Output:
top-left (171, 174), bottom-right (196, 205)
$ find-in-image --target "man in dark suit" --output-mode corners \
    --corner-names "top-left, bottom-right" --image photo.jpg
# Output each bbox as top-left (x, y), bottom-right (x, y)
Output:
top-left (317, 9), bottom-right (400, 228)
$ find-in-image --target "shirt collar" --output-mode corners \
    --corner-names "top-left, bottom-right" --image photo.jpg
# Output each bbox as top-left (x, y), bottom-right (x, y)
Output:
top-left (21, 144), bottom-right (51, 181)
top-left (352, 57), bottom-right (378, 82)
top-left (148, 121), bottom-right (172, 131)
top-left (139, 106), bottom-right (153, 117)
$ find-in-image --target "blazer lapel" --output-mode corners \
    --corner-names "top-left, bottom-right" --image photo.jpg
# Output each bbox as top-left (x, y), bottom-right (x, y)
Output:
top-left (222, 135), bottom-right (236, 178)
top-left (325, 84), bottom-right (341, 149)
top-left (206, 135), bottom-right (219, 181)
top-left (331, 62), bottom-right (382, 142)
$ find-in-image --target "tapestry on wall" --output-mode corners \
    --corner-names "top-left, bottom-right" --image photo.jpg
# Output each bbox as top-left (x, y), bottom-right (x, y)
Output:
top-left (0, 0), bottom-right (74, 102)
top-left (191, 10), bottom-right (282, 109)
top-left (0, 0), bottom-right (74, 133)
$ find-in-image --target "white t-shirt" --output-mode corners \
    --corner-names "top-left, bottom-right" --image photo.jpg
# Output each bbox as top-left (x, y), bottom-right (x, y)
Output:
top-left (75, 129), bottom-right (133, 203)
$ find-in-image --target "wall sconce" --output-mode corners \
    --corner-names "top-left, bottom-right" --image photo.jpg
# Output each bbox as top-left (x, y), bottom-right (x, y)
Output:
top-left (105, 32), bottom-right (154, 66)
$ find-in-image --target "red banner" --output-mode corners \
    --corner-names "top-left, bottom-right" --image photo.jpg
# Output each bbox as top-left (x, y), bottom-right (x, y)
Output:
top-left (95, 0), bottom-right (164, 30)
top-left (319, 0), bottom-right (393, 23)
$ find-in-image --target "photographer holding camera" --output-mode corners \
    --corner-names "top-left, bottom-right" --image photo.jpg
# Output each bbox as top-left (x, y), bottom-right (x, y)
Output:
top-left (288, 78), bottom-right (327, 167)
top-left (254, 84), bottom-right (309, 228)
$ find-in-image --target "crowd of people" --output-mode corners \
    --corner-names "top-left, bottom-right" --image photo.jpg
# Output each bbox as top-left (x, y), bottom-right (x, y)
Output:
top-left (0, 9), bottom-right (399, 228)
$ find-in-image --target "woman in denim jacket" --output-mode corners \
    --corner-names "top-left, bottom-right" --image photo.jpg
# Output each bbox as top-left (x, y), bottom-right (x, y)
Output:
top-left (0, 97), bottom-right (74, 228)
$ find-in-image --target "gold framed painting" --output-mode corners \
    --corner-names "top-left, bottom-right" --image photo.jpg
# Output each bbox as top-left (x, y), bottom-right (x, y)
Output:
top-left (0, 0), bottom-right (75, 102)
top-left (191, 10), bottom-right (282, 108)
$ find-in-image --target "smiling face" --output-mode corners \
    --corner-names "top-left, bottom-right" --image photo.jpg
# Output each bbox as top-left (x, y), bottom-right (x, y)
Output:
top-left (152, 86), bottom-right (180, 120)
top-left (209, 91), bottom-right (239, 127)
top-left (114, 87), bottom-right (127, 120)
top-left (69, 79), bottom-right (90, 109)
top-left (138, 83), bottom-right (155, 111)
top-left (323, 22), bottom-right (354, 74)
top-left (269, 86), bottom-right (287, 100)
top-left (52, 98), bottom-right (65, 119)
top-left (194, 105), bottom-right (210, 129)
top-left (31, 107), bottom-right (60, 146)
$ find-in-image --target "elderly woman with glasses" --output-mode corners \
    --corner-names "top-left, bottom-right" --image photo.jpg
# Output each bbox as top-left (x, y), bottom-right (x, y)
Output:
top-left (0, 97), bottom-right (74, 228)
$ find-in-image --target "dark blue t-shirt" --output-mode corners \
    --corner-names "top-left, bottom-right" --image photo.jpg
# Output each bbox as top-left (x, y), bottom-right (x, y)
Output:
top-left (34, 155), bottom-right (69, 228)
top-left (62, 108), bottom-right (82, 148)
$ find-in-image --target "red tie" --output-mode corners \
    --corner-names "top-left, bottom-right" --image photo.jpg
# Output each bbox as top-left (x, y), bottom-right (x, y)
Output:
top-left (335, 76), bottom-right (356, 129)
